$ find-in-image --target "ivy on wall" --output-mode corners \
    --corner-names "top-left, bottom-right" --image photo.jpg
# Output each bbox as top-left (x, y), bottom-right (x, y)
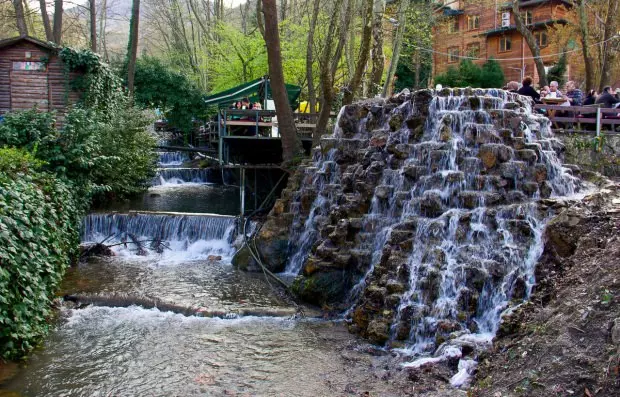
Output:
top-left (59, 47), bottom-right (125, 115)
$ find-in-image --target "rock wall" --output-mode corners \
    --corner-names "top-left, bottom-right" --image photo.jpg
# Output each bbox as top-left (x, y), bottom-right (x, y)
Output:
top-left (240, 88), bottom-right (585, 356)
top-left (557, 132), bottom-right (620, 177)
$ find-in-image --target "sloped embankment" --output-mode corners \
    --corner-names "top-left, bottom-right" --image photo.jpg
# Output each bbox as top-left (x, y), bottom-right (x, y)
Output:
top-left (474, 182), bottom-right (620, 396)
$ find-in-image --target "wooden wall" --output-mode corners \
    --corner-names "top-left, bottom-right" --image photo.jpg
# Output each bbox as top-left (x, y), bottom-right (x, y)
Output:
top-left (0, 40), bottom-right (81, 125)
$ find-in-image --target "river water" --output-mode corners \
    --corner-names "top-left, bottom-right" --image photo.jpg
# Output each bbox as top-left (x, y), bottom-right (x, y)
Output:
top-left (0, 152), bottom-right (412, 397)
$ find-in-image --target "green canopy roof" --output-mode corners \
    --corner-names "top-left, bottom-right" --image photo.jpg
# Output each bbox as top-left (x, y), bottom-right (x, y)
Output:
top-left (203, 76), bottom-right (301, 109)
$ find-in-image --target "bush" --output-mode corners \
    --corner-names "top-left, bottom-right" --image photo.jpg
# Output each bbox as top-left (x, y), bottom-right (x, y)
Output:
top-left (133, 57), bottom-right (205, 133)
top-left (0, 148), bottom-right (83, 359)
top-left (0, 105), bottom-right (156, 200)
top-left (546, 53), bottom-right (567, 86)
top-left (434, 60), bottom-right (483, 88)
top-left (0, 109), bottom-right (56, 150)
top-left (480, 59), bottom-right (505, 88)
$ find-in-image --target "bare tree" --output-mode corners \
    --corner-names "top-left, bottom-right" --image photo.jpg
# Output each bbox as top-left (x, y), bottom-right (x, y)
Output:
top-left (127, 0), bottom-right (140, 95)
top-left (368, 0), bottom-right (385, 96)
top-left (342, 0), bottom-right (372, 105)
top-left (53, 0), bottom-right (63, 43)
top-left (89, 0), bottom-right (97, 51)
top-left (262, 0), bottom-right (301, 163)
top-left (13, 0), bottom-right (28, 36)
top-left (511, 1), bottom-right (546, 86)
top-left (305, 0), bottom-right (320, 114)
top-left (315, 0), bottom-right (354, 144)
top-left (383, 0), bottom-right (409, 97)
top-left (39, 0), bottom-right (53, 40)
top-left (597, 0), bottom-right (619, 91)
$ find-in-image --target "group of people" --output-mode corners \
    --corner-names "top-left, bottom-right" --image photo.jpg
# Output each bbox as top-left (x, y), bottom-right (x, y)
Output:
top-left (230, 97), bottom-right (262, 111)
top-left (508, 76), bottom-right (620, 108)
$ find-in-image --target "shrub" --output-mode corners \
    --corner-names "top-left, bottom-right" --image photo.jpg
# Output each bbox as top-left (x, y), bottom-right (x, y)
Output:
top-left (546, 53), bottom-right (567, 86)
top-left (0, 149), bottom-right (83, 359)
top-left (133, 57), bottom-right (205, 133)
top-left (480, 59), bottom-right (505, 88)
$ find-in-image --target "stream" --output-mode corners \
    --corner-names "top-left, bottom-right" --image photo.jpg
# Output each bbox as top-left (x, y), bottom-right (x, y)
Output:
top-left (0, 151), bottom-right (408, 397)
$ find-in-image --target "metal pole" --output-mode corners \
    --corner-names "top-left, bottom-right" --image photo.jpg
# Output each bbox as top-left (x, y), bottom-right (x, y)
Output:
top-left (240, 168), bottom-right (246, 220)
top-left (254, 169), bottom-right (258, 211)
top-left (218, 111), bottom-right (223, 165)
top-left (596, 107), bottom-right (601, 137)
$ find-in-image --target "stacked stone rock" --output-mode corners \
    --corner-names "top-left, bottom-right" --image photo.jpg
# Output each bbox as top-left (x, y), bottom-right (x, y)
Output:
top-left (238, 88), bottom-right (581, 351)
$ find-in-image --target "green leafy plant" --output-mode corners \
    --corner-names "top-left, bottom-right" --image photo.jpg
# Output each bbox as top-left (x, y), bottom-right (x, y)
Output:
top-left (0, 149), bottom-right (83, 359)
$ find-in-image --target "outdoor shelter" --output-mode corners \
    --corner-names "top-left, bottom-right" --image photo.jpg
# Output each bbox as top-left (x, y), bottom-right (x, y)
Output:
top-left (203, 76), bottom-right (301, 110)
top-left (0, 36), bottom-right (82, 124)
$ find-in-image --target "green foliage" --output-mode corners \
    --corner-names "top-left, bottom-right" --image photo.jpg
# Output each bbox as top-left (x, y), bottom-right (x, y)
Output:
top-left (480, 59), bottom-right (505, 88)
top-left (397, 1), bottom-right (434, 91)
top-left (207, 23), bottom-right (268, 92)
top-left (546, 52), bottom-right (567, 86)
top-left (133, 57), bottom-right (205, 133)
top-left (0, 149), bottom-right (83, 359)
top-left (0, 109), bottom-right (56, 150)
top-left (434, 66), bottom-right (462, 87)
top-left (0, 107), bottom-right (156, 200)
top-left (435, 59), bottom-right (504, 88)
top-left (59, 47), bottom-right (125, 115)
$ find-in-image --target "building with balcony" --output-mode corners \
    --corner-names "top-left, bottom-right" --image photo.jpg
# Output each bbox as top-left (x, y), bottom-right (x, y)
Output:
top-left (432, 0), bottom-right (578, 86)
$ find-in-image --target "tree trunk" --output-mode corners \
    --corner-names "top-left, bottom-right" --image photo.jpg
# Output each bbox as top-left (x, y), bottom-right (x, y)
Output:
top-left (53, 0), bottom-right (63, 43)
top-left (368, 0), bottom-right (385, 96)
top-left (280, 0), bottom-right (287, 20)
top-left (382, 0), bottom-right (409, 97)
top-left (13, 0), bottom-right (28, 36)
top-left (306, 0), bottom-right (320, 116)
top-left (414, 50), bottom-right (420, 88)
top-left (127, 0), bottom-right (140, 96)
top-left (576, 0), bottom-right (595, 91)
top-left (89, 0), bottom-right (97, 52)
top-left (342, 0), bottom-right (372, 105)
top-left (315, 0), bottom-right (353, 144)
top-left (256, 0), bottom-right (265, 38)
top-left (100, 0), bottom-right (109, 59)
top-left (39, 0), bottom-right (53, 40)
top-left (262, 0), bottom-right (301, 163)
top-left (511, 1), bottom-right (546, 86)
top-left (597, 0), bottom-right (619, 91)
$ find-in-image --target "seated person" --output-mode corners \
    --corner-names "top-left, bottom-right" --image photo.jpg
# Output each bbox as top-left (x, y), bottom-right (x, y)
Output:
top-left (583, 90), bottom-right (597, 106)
top-left (517, 76), bottom-right (540, 102)
top-left (595, 86), bottom-right (620, 108)
top-left (506, 81), bottom-right (519, 93)
top-left (544, 81), bottom-right (570, 106)
top-left (565, 81), bottom-right (583, 106)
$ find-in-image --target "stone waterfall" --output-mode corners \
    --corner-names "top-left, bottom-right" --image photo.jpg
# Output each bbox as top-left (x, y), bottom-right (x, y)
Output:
top-left (249, 88), bottom-right (584, 362)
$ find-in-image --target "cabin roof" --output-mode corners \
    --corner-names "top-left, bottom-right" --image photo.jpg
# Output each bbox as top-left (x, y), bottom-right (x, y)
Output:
top-left (0, 35), bottom-right (56, 51)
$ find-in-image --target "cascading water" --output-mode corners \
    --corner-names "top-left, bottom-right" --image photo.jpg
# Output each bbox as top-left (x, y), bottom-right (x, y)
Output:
top-left (152, 168), bottom-right (216, 185)
top-left (283, 148), bottom-right (341, 275)
top-left (82, 212), bottom-right (236, 259)
top-left (157, 151), bottom-right (189, 167)
top-left (279, 88), bottom-right (583, 384)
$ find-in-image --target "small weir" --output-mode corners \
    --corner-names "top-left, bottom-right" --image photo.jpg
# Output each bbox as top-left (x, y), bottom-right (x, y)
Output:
top-left (157, 151), bottom-right (189, 167)
top-left (152, 168), bottom-right (217, 185)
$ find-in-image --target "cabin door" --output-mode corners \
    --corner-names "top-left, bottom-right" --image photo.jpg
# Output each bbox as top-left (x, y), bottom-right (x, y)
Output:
top-left (9, 62), bottom-right (49, 112)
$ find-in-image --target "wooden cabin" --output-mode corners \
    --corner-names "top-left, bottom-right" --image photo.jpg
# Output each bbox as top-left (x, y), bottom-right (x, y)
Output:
top-left (0, 36), bottom-right (81, 122)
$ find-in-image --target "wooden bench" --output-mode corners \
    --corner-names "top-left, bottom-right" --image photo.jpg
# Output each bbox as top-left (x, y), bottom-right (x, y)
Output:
top-left (533, 104), bottom-right (620, 134)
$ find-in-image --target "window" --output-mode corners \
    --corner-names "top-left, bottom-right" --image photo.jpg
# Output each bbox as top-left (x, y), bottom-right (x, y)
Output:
top-left (12, 61), bottom-right (46, 71)
top-left (448, 17), bottom-right (459, 33)
top-left (467, 15), bottom-right (480, 30)
top-left (523, 10), bottom-right (533, 25)
top-left (534, 30), bottom-right (548, 47)
top-left (499, 35), bottom-right (512, 52)
top-left (466, 42), bottom-right (481, 58)
top-left (448, 47), bottom-right (460, 63)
